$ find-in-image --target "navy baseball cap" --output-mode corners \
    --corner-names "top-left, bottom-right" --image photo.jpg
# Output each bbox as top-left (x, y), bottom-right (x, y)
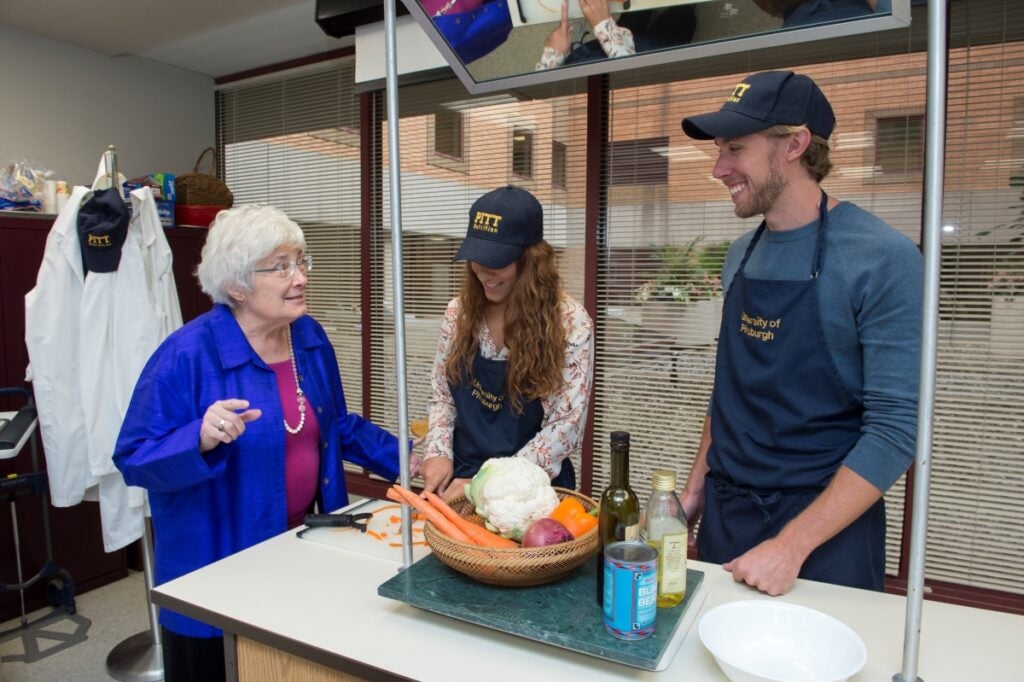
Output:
top-left (682, 71), bottom-right (836, 141)
top-left (77, 188), bottom-right (129, 273)
top-left (453, 186), bottom-right (543, 269)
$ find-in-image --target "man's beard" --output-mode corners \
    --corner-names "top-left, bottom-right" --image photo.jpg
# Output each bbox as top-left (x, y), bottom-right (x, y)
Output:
top-left (735, 155), bottom-right (788, 219)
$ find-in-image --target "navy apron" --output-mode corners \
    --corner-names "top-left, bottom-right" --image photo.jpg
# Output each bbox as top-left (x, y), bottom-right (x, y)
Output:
top-left (450, 351), bottom-right (576, 488)
top-left (698, 192), bottom-right (886, 590)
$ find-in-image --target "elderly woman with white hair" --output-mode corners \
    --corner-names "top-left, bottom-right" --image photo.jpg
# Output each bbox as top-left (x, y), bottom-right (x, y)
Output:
top-left (114, 204), bottom-right (415, 682)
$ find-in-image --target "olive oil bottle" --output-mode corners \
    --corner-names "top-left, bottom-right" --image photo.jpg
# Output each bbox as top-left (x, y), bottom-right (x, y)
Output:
top-left (640, 469), bottom-right (688, 607)
top-left (596, 431), bottom-right (641, 605)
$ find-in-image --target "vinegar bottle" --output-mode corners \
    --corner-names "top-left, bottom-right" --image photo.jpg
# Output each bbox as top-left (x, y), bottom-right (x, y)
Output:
top-left (596, 431), bottom-right (641, 605)
top-left (640, 469), bottom-right (688, 607)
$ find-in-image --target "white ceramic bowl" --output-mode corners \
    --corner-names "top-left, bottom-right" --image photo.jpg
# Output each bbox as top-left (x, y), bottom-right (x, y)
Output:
top-left (698, 600), bottom-right (867, 682)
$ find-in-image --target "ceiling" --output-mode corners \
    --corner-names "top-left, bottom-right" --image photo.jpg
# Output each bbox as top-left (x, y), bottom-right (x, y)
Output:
top-left (0, 0), bottom-right (353, 78)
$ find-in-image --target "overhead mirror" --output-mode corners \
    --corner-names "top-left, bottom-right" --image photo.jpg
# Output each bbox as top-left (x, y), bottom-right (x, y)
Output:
top-left (399, 0), bottom-right (909, 93)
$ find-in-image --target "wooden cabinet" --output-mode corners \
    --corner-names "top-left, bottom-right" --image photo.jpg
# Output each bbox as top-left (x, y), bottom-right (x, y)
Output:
top-left (0, 214), bottom-right (209, 622)
top-left (166, 227), bottom-right (213, 322)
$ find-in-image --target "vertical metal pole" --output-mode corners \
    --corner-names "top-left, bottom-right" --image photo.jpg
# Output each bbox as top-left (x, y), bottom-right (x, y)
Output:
top-left (103, 145), bottom-right (125, 199)
top-left (895, 1), bottom-right (946, 681)
top-left (141, 523), bottom-right (161, 645)
top-left (106, 520), bottom-right (164, 682)
top-left (383, 0), bottom-right (414, 569)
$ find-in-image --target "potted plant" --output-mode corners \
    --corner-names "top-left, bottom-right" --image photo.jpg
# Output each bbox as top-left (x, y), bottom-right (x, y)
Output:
top-left (634, 237), bottom-right (730, 345)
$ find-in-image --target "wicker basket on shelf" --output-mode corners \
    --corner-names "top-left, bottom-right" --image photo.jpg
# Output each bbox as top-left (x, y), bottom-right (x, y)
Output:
top-left (176, 147), bottom-right (234, 208)
top-left (423, 487), bottom-right (600, 587)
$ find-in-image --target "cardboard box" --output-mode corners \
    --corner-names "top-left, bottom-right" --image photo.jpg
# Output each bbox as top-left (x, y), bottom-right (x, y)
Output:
top-left (155, 200), bottom-right (175, 228)
top-left (124, 173), bottom-right (176, 203)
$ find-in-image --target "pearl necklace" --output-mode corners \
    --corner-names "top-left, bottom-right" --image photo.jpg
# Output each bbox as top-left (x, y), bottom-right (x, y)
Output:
top-left (284, 327), bottom-right (306, 435)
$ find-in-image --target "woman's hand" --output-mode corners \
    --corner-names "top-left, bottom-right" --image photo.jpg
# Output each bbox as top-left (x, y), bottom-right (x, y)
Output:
top-left (200, 399), bottom-right (262, 453)
top-left (543, 2), bottom-right (572, 56)
top-left (420, 456), bottom-right (454, 496)
top-left (408, 437), bottom-right (426, 478)
top-left (579, 0), bottom-right (612, 29)
top-left (441, 478), bottom-right (471, 504)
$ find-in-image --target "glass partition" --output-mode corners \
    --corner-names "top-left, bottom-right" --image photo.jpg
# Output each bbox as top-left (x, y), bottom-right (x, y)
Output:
top-left (401, 0), bottom-right (910, 93)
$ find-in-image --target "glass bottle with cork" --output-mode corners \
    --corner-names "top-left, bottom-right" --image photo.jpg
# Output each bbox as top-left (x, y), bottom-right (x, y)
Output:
top-left (596, 430), bottom-right (641, 605)
top-left (640, 468), bottom-right (688, 607)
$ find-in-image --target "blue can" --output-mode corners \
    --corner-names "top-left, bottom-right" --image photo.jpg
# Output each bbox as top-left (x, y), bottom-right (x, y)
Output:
top-left (603, 541), bottom-right (658, 640)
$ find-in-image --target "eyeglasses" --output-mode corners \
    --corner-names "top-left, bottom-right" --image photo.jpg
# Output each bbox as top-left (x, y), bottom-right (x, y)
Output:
top-left (252, 255), bottom-right (313, 279)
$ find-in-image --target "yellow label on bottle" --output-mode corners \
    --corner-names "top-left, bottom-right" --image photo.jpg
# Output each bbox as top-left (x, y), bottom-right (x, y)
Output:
top-left (659, 532), bottom-right (687, 594)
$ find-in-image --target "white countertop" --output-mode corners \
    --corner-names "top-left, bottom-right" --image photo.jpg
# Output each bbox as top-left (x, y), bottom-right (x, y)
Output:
top-left (152, 502), bottom-right (1024, 681)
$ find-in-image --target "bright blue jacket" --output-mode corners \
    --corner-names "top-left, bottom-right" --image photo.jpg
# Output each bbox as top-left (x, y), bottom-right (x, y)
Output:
top-left (114, 305), bottom-right (400, 637)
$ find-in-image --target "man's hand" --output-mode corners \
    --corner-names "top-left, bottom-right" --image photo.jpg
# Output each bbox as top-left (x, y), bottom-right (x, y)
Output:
top-left (679, 488), bottom-right (704, 549)
top-left (723, 466), bottom-right (883, 595)
top-left (722, 535), bottom-right (807, 596)
top-left (681, 414), bottom-right (712, 548)
top-left (543, 2), bottom-right (572, 56)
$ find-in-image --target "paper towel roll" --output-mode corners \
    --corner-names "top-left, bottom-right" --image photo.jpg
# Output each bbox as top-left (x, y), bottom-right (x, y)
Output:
top-left (42, 179), bottom-right (57, 214)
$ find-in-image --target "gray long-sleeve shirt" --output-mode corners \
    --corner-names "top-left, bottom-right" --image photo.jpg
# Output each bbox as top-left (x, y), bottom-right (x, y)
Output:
top-left (717, 201), bottom-right (923, 492)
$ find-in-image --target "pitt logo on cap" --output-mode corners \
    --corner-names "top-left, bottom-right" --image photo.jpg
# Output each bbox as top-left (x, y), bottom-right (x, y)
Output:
top-left (726, 82), bottom-right (751, 104)
top-left (87, 234), bottom-right (112, 248)
top-left (473, 210), bottom-right (502, 234)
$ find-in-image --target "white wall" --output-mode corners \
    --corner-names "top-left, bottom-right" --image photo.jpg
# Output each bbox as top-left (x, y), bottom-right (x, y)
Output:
top-left (0, 25), bottom-right (214, 188)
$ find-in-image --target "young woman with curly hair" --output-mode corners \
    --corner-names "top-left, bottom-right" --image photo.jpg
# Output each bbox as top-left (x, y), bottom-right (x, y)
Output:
top-left (421, 186), bottom-right (594, 502)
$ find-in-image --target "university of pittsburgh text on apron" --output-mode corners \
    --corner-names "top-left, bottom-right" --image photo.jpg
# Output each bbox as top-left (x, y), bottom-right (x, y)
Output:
top-left (700, 192), bottom-right (885, 590)
top-left (450, 350), bottom-right (575, 488)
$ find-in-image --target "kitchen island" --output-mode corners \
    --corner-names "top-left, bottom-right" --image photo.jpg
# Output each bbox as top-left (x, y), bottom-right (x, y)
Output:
top-left (152, 500), bottom-right (1024, 682)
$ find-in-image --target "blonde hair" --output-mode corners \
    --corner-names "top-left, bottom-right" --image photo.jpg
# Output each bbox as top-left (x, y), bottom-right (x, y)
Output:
top-left (445, 241), bottom-right (567, 412)
top-left (764, 124), bottom-right (833, 182)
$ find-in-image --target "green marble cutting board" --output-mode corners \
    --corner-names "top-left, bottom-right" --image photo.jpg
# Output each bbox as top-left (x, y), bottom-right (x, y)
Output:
top-left (378, 553), bottom-right (705, 671)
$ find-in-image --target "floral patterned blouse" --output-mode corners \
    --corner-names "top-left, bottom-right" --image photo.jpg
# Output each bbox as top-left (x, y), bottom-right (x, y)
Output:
top-left (425, 294), bottom-right (594, 480)
top-left (535, 17), bottom-right (636, 71)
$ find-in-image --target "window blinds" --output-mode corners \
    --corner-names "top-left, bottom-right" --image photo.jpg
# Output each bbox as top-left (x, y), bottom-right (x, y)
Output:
top-left (367, 79), bottom-right (593, 483)
top-left (217, 0), bottom-right (1022, 607)
top-left (217, 56), bottom-right (366, 426)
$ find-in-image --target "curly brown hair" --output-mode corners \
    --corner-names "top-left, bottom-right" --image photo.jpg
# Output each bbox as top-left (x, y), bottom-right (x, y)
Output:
top-left (445, 240), bottom-right (567, 412)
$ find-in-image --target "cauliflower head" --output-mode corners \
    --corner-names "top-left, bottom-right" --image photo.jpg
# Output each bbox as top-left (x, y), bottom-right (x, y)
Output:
top-left (464, 457), bottom-right (559, 541)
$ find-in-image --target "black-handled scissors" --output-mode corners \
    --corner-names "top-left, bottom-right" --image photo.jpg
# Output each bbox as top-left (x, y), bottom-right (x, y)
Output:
top-left (296, 512), bottom-right (373, 539)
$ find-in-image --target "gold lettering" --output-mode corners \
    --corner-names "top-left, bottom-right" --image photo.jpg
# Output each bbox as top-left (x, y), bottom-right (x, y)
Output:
top-left (740, 323), bottom-right (775, 343)
top-left (473, 211), bottom-right (502, 234)
top-left (87, 234), bottom-right (112, 247)
top-left (471, 379), bottom-right (504, 412)
top-left (726, 82), bottom-right (751, 104)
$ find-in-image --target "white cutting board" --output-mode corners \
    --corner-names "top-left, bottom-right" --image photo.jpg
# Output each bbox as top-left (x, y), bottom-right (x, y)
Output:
top-left (299, 497), bottom-right (430, 562)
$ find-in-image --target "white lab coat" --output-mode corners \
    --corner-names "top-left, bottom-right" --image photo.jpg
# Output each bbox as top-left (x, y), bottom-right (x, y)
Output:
top-left (25, 167), bottom-right (182, 551)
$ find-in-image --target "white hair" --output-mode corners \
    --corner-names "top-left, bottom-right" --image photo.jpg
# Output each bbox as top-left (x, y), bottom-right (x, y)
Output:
top-left (196, 204), bottom-right (307, 307)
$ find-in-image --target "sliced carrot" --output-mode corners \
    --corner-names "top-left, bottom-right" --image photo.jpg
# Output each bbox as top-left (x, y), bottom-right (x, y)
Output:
top-left (423, 491), bottom-right (518, 549)
top-left (386, 486), bottom-right (473, 544)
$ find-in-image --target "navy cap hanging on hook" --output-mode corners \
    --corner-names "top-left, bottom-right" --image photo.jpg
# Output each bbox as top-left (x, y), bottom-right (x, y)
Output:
top-left (77, 188), bottom-right (129, 273)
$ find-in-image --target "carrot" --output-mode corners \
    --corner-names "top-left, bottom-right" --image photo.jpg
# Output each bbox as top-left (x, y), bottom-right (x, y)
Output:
top-left (386, 486), bottom-right (473, 544)
top-left (423, 491), bottom-right (518, 549)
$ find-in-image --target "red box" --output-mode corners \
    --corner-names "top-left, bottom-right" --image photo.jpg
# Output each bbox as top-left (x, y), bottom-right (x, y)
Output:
top-left (174, 205), bottom-right (223, 228)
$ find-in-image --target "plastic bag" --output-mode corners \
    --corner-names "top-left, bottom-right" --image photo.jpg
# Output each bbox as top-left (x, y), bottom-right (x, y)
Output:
top-left (0, 159), bottom-right (53, 211)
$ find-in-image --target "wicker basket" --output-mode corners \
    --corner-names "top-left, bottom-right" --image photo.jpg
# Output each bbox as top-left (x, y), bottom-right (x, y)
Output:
top-left (176, 147), bottom-right (234, 208)
top-left (424, 488), bottom-right (600, 587)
